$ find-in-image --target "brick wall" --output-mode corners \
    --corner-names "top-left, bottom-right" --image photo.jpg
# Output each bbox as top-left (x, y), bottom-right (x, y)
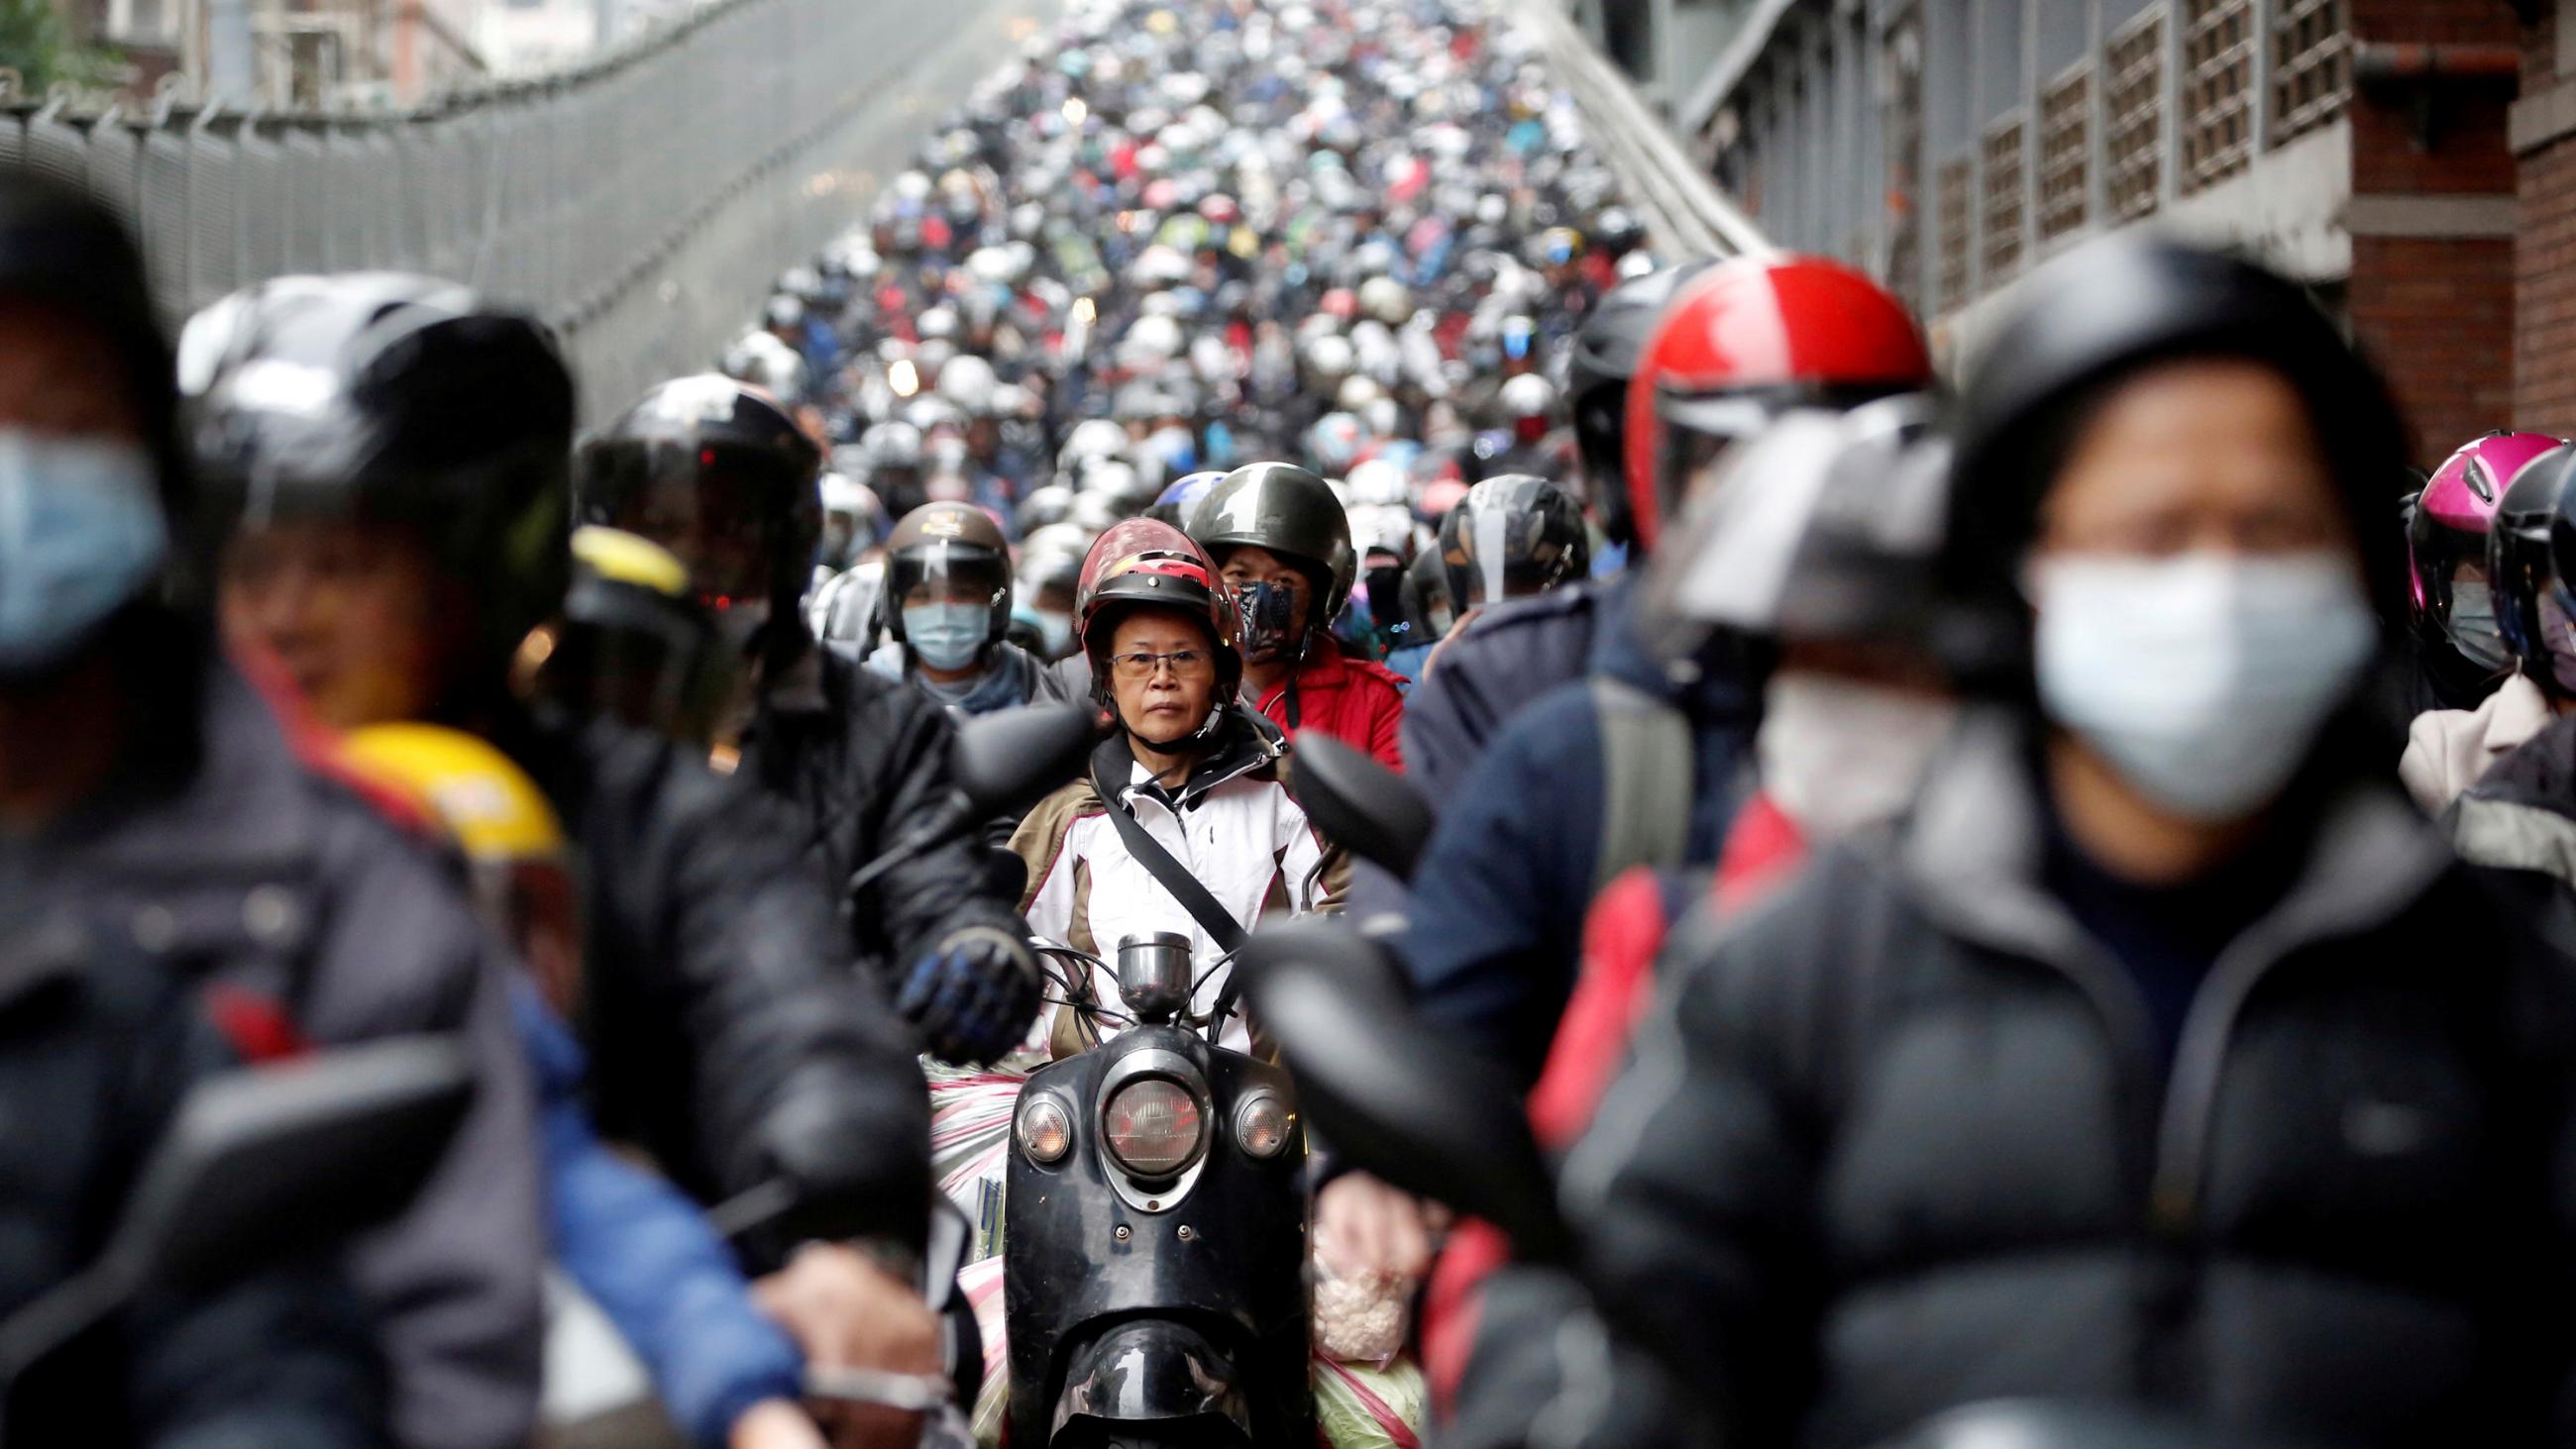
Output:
top-left (2349, 0), bottom-right (2522, 461)
top-left (2521, 3), bottom-right (2576, 432)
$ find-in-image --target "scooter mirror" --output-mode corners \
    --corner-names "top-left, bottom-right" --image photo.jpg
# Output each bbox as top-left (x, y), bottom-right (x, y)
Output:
top-left (0, 1033), bottom-right (476, 1398)
top-left (1286, 734), bottom-right (1436, 882)
top-left (952, 701), bottom-right (1100, 818)
top-left (114, 1034), bottom-right (477, 1294)
top-left (1236, 919), bottom-right (1567, 1260)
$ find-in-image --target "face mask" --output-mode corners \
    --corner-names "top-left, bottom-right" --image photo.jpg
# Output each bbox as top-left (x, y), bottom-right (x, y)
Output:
top-left (2445, 589), bottom-right (2512, 674)
top-left (903, 601), bottom-right (989, 672)
top-left (1031, 609), bottom-right (1074, 659)
top-left (0, 431), bottom-right (166, 675)
top-left (1756, 673), bottom-right (1957, 839)
top-left (1233, 579), bottom-right (1300, 662)
top-left (2029, 550), bottom-right (2375, 823)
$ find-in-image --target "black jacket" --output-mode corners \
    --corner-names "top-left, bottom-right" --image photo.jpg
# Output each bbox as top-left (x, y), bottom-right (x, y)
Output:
top-left (1559, 712), bottom-right (2576, 1447)
top-left (0, 895), bottom-right (383, 1448)
top-left (10, 620), bottom-right (541, 1449)
top-left (515, 707), bottom-right (932, 1259)
top-left (741, 636), bottom-right (1027, 976)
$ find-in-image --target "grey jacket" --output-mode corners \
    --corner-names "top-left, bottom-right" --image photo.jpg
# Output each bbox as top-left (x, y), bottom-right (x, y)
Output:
top-left (28, 635), bottom-right (543, 1449)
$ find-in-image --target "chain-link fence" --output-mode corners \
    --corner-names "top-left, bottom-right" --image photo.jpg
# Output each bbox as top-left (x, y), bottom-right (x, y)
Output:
top-left (0, 0), bottom-right (1029, 418)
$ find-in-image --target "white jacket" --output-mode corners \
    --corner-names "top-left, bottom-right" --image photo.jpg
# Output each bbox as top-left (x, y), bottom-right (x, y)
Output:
top-left (1011, 717), bottom-right (1346, 1053)
top-left (2401, 673), bottom-right (2552, 814)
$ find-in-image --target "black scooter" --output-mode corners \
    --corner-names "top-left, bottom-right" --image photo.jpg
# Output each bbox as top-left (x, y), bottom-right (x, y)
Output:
top-left (1005, 933), bottom-right (1311, 1448)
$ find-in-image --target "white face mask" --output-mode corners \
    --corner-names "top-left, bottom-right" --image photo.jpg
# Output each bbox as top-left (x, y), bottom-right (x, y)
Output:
top-left (2028, 550), bottom-right (2375, 822)
top-left (1755, 673), bottom-right (1957, 839)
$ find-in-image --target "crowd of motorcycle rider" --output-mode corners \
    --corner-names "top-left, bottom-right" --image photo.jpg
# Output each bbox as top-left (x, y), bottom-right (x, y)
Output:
top-left (18, 0), bottom-right (2576, 1441)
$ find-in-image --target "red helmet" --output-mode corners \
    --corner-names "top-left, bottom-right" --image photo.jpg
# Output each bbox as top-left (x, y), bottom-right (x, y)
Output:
top-left (1074, 517), bottom-right (1244, 696)
top-left (1622, 256), bottom-right (1932, 555)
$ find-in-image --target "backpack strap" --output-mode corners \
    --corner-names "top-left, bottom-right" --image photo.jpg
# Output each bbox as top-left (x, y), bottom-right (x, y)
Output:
top-left (1589, 676), bottom-right (1693, 896)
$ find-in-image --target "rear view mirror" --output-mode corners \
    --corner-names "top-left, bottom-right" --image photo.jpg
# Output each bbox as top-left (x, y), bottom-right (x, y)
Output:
top-left (0, 1035), bottom-right (476, 1396)
top-left (1237, 920), bottom-right (1566, 1260)
top-left (1288, 735), bottom-right (1436, 882)
top-left (952, 702), bottom-right (1100, 819)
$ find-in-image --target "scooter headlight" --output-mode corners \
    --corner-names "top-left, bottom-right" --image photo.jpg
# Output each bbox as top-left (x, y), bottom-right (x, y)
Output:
top-left (1234, 1090), bottom-right (1291, 1159)
top-left (1103, 1077), bottom-right (1204, 1178)
top-left (1017, 1092), bottom-right (1074, 1164)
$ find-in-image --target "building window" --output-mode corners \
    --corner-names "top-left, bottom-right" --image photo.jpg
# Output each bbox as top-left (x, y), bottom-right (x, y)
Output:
top-left (2181, 0), bottom-right (2256, 193)
top-left (2104, 6), bottom-right (2167, 223)
top-left (2269, 0), bottom-right (2349, 145)
top-left (1982, 114), bottom-right (2027, 284)
top-left (2038, 65), bottom-right (2091, 247)
top-left (1937, 152), bottom-right (1973, 312)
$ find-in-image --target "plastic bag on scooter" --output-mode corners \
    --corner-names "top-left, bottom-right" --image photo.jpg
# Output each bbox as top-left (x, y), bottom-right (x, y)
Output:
top-left (1316, 1354), bottom-right (1428, 1449)
top-left (925, 1027), bottom-right (1047, 1262)
top-left (1312, 1244), bottom-right (1414, 1367)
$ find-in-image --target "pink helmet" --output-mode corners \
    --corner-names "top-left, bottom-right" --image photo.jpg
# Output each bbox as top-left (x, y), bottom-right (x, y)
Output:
top-left (2411, 430), bottom-right (2565, 672)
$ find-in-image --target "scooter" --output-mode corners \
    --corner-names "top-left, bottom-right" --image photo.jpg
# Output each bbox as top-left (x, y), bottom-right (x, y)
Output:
top-left (1005, 933), bottom-right (1312, 1448)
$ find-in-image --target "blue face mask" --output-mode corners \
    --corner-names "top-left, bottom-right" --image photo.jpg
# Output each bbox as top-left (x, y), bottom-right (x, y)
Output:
top-left (904, 601), bottom-right (989, 672)
top-left (0, 430), bottom-right (166, 675)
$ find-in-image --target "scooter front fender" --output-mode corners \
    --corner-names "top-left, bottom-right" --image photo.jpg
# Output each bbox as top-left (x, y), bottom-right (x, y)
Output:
top-left (1050, 1318), bottom-right (1252, 1444)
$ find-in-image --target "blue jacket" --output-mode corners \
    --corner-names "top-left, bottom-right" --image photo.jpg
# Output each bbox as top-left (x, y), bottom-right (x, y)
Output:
top-left (519, 983), bottom-right (803, 1449)
top-left (1397, 590), bottom-right (1758, 1088)
top-left (1397, 577), bottom-right (1625, 806)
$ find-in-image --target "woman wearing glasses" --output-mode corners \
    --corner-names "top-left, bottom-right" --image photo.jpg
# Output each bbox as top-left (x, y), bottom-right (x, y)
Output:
top-left (1010, 518), bottom-right (1349, 1056)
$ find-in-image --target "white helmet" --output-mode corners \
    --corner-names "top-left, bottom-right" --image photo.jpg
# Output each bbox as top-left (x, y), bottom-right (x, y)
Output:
top-left (1500, 372), bottom-right (1557, 419)
top-left (937, 355), bottom-right (1000, 416)
top-left (1344, 458), bottom-right (1411, 508)
top-left (1357, 275), bottom-right (1414, 326)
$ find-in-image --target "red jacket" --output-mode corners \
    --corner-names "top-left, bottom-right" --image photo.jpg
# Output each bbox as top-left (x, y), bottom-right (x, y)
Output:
top-left (1253, 645), bottom-right (1408, 771)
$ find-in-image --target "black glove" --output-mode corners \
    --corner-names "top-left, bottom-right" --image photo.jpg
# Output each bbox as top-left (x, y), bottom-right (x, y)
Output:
top-left (896, 926), bottom-right (1042, 1065)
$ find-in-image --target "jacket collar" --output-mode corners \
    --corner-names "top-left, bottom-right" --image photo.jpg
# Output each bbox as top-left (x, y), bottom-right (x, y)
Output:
top-left (1097, 705), bottom-right (1285, 815)
top-left (1901, 709), bottom-right (2454, 976)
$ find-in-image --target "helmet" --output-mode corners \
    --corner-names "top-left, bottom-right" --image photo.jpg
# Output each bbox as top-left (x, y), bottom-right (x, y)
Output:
top-left (816, 470), bottom-right (887, 571)
top-left (1357, 275), bottom-right (1414, 325)
top-left (1399, 544), bottom-right (1455, 641)
top-left (937, 354), bottom-right (1001, 416)
top-left (534, 525), bottom-right (726, 745)
top-left (1500, 372), bottom-right (1557, 420)
top-left (883, 501), bottom-right (1013, 651)
top-left (1648, 395), bottom-right (1949, 659)
top-left (2410, 431), bottom-right (2561, 674)
top-left (574, 374), bottom-right (821, 656)
top-left (1943, 237), bottom-right (2409, 679)
top-left (1570, 260), bottom-right (1712, 540)
top-left (1074, 516), bottom-right (1243, 705)
top-left (1345, 457), bottom-right (1412, 508)
top-left (1146, 468), bottom-right (1226, 529)
top-left (1192, 461), bottom-right (1358, 631)
top-left (1436, 473), bottom-right (1588, 608)
top-left (2490, 444), bottom-right (2576, 700)
top-left (1624, 256), bottom-right (1931, 555)
top-left (181, 272), bottom-right (576, 699)
top-left (1060, 417), bottom-right (1133, 470)
top-left (1306, 411), bottom-right (1366, 472)
top-left (1018, 483), bottom-right (1078, 533)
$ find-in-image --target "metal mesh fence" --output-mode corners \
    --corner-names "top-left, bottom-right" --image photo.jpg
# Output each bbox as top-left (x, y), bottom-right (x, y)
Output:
top-left (0, 0), bottom-right (954, 419)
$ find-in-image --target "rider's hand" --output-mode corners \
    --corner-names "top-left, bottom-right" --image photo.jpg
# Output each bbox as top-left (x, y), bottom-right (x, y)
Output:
top-left (897, 926), bottom-right (1041, 1065)
top-left (732, 1397), bottom-right (829, 1449)
top-left (1317, 1171), bottom-right (1437, 1280)
top-left (753, 1242), bottom-right (941, 1449)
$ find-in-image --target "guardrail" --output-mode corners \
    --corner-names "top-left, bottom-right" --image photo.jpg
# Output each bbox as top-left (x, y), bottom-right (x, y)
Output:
top-left (0, 0), bottom-right (1043, 417)
top-left (1509, 0), bottom-right (1771, 261)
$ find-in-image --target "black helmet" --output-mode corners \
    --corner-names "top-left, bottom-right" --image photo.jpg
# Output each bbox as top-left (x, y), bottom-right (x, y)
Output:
top-left (575, 375), bottom-right (821, 657)
top-left (1191, 461), bottom-right (1358, 622)
top-left (180, 271), bottom-right (576, 692)
top-left (1567, 259), bottom-right (1710, 543)
top-left (1436, 473), bottom-right (1588, 609)
top-left (1942, 237), bottom-right (2405, 681)
top-left (2491, 443), bottom-right (2576, 700)
top-left (530, 524), bottom-right (726, 744)
top-left (883, 501), bottom-right (1013, 649)
top-left (1399, 544), bottom-right (1455, 642)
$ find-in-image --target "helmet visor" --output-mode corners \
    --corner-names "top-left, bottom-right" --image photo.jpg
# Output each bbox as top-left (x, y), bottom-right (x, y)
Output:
top-left (1654, 393), bottom-right (1778, 532)
top-left (892, 539), bottom-right (1009, 611)
top-left (582, 441), bottom-right (802, 611)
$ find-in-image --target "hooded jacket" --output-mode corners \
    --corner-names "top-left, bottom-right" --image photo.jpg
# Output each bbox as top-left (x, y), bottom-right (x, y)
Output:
top-left (1557, 712), bottom-right (2576, 1446)
top-left (1010, 709), bottom-right (1347, 1054)
top-left (1252, 642), bottom-right (1409, 771)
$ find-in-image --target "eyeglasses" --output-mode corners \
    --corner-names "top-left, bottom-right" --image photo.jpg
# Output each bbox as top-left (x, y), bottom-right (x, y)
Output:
top-left (1109, 649), bottom-right (1214, 681)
